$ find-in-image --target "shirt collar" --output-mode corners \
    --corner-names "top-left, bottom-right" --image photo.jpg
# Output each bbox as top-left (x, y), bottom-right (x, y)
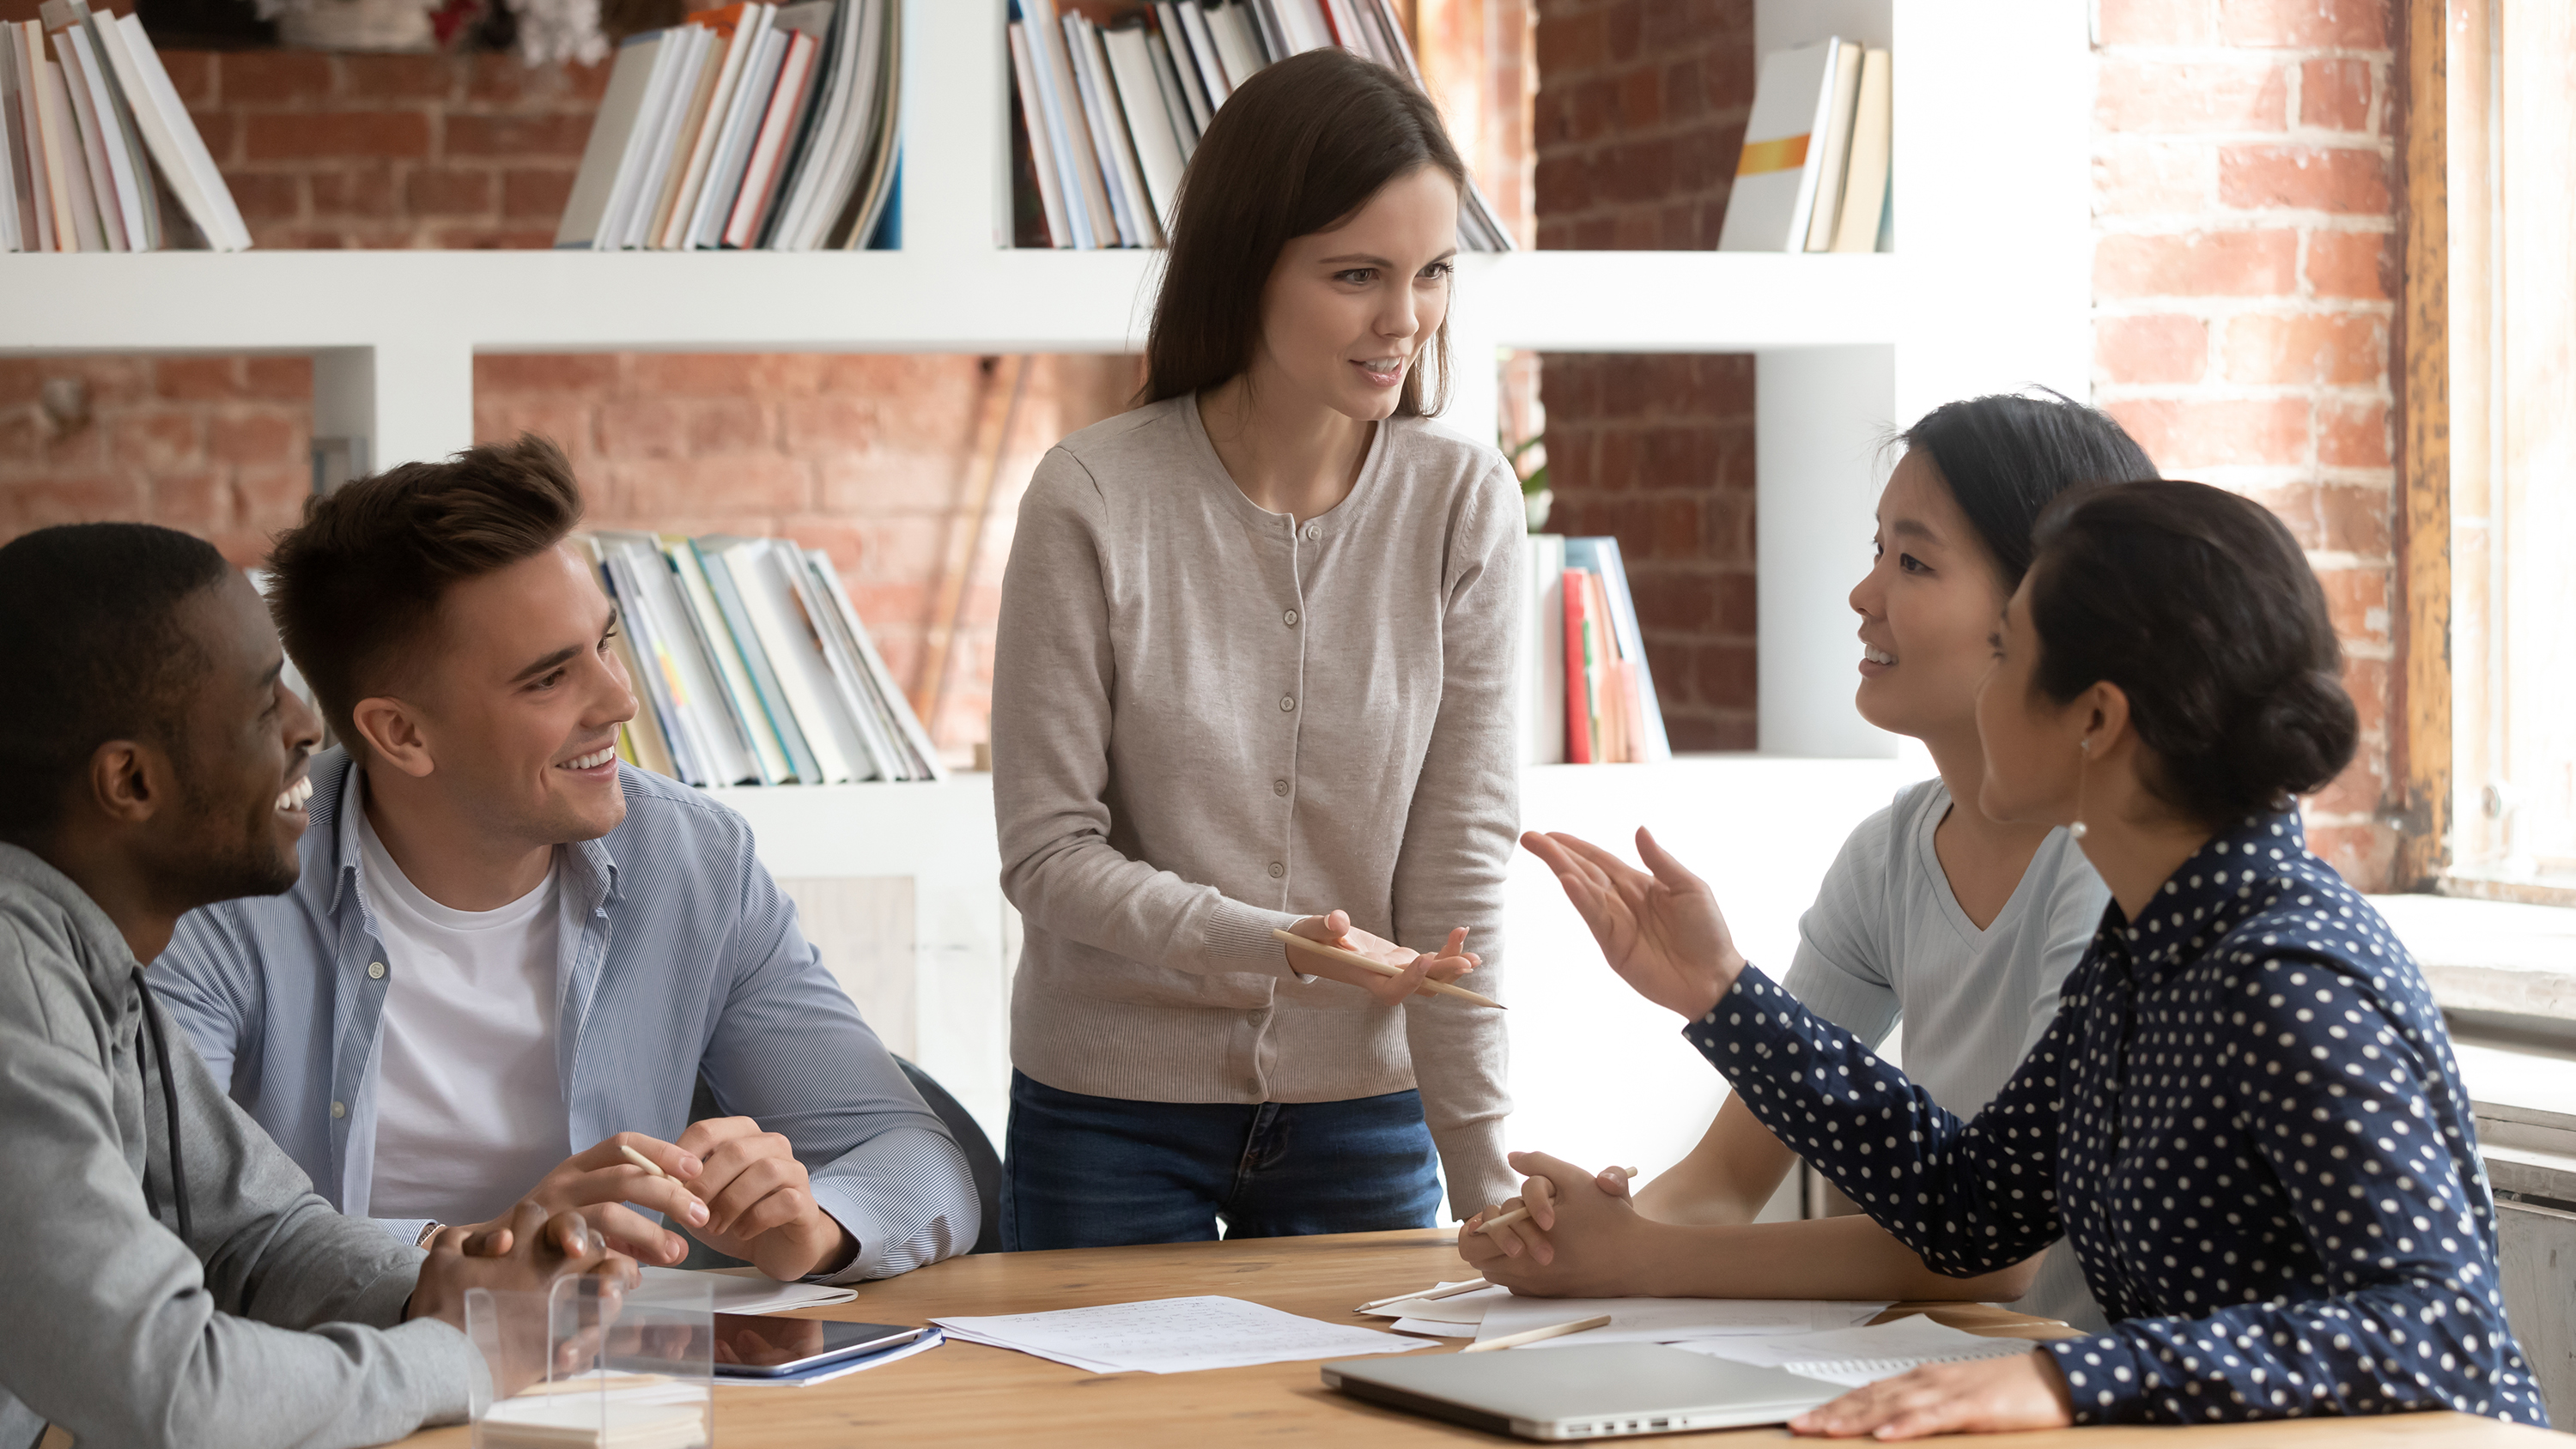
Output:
top-left (321, 749), bottom-right (624, 914)
top-left (2111, 808), bottom-right (2308, 979)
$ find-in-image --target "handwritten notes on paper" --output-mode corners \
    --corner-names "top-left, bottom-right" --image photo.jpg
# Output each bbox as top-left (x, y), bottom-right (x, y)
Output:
top-left (931, 1295), bottom-right (1431, 1375)
top-left (1675, 1313), bottom-right (2041, 1386)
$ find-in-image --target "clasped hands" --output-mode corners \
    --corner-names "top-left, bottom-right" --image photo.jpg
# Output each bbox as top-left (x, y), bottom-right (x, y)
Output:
top-left (445, 1116), bottom-right (856, 1282)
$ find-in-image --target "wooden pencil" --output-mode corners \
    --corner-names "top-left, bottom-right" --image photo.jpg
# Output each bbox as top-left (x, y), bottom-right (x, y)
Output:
top-left (1269, 929), bottom-right (1504, 1009)
top-left (1461, 1314), bottom-right (1613, 1353)
top-left (620, 1144), bottom-right (670, 1178)
top-left (1356, 1278), bottom-right (1490, 1313)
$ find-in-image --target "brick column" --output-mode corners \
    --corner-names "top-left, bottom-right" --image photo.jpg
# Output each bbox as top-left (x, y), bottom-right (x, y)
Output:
top-left (2092, 0), bottom-right (2402, 886)
top-left (1534, 0), bottom-right (1759, 750)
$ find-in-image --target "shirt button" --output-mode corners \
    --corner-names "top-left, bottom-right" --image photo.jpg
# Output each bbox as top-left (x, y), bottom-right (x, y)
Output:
top-left (330, 1100), bottom-right (347, 1119)
top-left (1283, 609), bottom-right (1298, 627)
top-left (1279, 694), bottom-right (1296, 712)
top-left (1304, 524), bottom-right (1321, 542)
top-left (1273, 779), bottom-right (1290, 796)
top-left (368, 961), bottom-right (386, 980)
top-left (1268, 862), bottom-right (1285, 879)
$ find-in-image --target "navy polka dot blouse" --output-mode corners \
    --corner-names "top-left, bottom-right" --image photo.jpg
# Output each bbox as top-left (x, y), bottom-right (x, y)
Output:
top-left (1688, 810), bottom-right (2548, 1428)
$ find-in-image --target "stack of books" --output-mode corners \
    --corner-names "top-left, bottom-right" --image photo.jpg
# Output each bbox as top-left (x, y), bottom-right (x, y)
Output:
top-left (1521, 535), bottom-right (1672, 767)
top-left (555, 0), bottom-right (899, 252)
top-left (1716, 37), bottom-right (1891, 254)
top-left (1008, 0), bottom-right (1512, 252)
top-left (580, 532), bottom-right (945, 786)
top-left (2, 1), bottom-right (249, 252)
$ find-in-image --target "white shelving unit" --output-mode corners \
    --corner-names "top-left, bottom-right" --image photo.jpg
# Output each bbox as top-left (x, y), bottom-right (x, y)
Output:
top-left (0, 0), bottom-right (2094, 1154)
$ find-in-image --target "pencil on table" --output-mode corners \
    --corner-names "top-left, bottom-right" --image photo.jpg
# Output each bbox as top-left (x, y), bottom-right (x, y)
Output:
top-left (1356, 1278), bottom-right (1490, 1313)
top-left (1475, 1169), bottom-right (1636, 1234)
top-left (1269, 929), bottom-right (1504, 1009)
top-left (1461, 1314), bottom-right (1613, 1353)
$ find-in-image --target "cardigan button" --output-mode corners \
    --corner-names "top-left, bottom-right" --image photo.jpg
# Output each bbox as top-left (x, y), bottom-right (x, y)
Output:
top-left (1279, 695), bottom-right (1296, 712)
top-left (1268, 863), bottom-right (1285, 879)
top-left (1273, 779), bottom-right (1289, 796)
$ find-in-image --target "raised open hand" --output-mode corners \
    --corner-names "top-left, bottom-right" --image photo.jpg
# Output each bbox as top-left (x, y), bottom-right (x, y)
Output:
top-left (1519, 828), bottom-right (1744, 1021)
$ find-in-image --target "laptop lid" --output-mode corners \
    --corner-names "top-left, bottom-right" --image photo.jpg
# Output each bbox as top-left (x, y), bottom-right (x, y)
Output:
top-left (1321, 1343), bottom-right (1843, 1441)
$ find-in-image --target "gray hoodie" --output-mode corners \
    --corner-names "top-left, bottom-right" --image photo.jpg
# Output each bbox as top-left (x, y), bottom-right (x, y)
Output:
top-left (0, 843), bottom-right (485, 1449)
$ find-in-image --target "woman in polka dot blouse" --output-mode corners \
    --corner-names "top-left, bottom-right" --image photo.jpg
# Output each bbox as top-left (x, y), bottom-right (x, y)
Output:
top-left (1524, 480), bottom-right (2547, 1437)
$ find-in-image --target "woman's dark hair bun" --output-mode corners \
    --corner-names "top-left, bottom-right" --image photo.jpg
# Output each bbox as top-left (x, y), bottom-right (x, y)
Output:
top-left (2026, 480), bottom-right (2358, 825)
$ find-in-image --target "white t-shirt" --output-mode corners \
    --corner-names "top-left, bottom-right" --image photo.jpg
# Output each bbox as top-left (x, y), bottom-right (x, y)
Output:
top-left (359, 809), bottom-right (573, 1226)
top-left (1781, 778), bottom-right (2112, 1331)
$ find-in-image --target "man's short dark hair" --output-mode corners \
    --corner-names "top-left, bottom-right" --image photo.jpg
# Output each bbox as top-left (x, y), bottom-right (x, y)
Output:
top-left (0, 523), bottom-right (234, 840)
top-left (267, 433), bottom-right (586, 749)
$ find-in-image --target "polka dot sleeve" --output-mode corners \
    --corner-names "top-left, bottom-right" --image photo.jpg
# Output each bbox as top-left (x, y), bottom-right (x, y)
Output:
top-left (1685, 963), bottom-right (2076, 1277)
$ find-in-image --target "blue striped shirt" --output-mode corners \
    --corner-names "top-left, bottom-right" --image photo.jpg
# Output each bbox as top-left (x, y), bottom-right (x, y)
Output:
top-left (153, 748), bottom-right (979, 1282)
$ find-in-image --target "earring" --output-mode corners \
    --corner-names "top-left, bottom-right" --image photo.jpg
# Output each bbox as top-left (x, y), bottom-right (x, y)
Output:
top-left (2069, 738), bottom-right (2091, 840)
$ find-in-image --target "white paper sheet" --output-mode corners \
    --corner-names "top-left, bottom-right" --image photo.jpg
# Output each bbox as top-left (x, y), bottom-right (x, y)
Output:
top-left (1675, 1314), bottom-right (2041, 1387)
top-left (637, 1265), bottom-right (857, 1317)
top-left (1361, 1285), bottom-right (1510, 1325)
top-left (1387, 1318), bottom-right (1478, 1338)
top-left (931, 1295), bottom-right (1432, 1375)
top-left (1473, 1296), bottom-right (1890, 1350)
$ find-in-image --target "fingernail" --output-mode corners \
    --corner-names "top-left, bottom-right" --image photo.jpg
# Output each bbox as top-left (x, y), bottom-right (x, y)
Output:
top-left (679, 1156), bottom-right (700, 1175)
top-left (689, 1201), bottom-right (708, 1224)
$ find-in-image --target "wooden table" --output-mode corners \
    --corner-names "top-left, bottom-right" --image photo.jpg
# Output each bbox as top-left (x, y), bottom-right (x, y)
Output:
top-left (392, 1229), bottom-right (2558, 1446)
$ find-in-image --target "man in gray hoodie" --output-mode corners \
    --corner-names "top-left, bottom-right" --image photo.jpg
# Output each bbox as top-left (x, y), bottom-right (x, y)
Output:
top-left (0, 522), bottom-right (629, 1449)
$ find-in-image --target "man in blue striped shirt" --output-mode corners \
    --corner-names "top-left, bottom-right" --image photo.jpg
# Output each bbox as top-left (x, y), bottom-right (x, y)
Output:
top-left (155, 435), bottom-right (979, 1283)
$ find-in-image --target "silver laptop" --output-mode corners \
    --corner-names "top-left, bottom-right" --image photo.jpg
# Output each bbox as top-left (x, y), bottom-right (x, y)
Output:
top-left (1321, 1343), bottom-right (1843, 1440)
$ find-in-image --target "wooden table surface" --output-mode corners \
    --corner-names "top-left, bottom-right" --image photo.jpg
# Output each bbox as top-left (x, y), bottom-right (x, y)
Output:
top-left (390, 1229), bottom-right (2558, 1446)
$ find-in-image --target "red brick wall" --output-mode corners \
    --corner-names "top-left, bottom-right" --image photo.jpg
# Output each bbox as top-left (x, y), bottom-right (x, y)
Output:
top-left (1531, 0), bottom-right (1759, 751)
top-left (2091, 0), bottom-right (2402, 886)
top-left (0, 51), bottom-right (1139, 758)
top-left (162, 49), bottom-right (608, 249)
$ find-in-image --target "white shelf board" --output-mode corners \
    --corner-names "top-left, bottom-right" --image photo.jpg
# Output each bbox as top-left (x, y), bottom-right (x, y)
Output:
top-left (0, 248), bottom-right (1898, 357)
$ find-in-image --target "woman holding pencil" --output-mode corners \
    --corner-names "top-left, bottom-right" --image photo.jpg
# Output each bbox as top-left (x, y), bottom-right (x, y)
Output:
top-left (988, 48), bottom-right (1520, 1250)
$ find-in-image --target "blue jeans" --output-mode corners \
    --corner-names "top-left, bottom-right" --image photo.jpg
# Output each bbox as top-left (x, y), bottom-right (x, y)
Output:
top-left (999, 1071), bottom-right (1443, 1251)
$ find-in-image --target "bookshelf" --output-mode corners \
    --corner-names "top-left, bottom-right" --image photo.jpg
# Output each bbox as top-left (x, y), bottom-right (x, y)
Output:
top-left (0, 0), bottom-right (2093, 1151)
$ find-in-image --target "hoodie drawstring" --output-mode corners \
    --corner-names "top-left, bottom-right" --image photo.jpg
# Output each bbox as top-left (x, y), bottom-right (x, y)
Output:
top-left (131, 967), bottom-right (193, 1246)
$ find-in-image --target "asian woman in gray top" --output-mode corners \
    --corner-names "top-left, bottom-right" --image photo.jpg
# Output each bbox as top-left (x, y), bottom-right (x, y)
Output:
top-left (1462, 392), bottom-right (2157, 1328)
top-left (990, 49), bottom-right (1520, 1247)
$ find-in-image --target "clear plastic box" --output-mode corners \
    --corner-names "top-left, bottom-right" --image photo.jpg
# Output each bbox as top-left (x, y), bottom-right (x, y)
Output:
top-left (466, 1272), bottom-right (714, 1449)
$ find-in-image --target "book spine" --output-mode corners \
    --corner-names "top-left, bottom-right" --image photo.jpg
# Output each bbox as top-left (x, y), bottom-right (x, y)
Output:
top-left (115, 12), bottom-right (244, 248)
top-left (698, 543), bottom-right (822, 785)
top-left (667, 537), bottom-right (793, 785)
top-left (601, 550), bottom-right (709, 785)
top-left (1008, 22), bottom-right (1071, 247)
top-left (724, 27), bottom-right (817, 247)
top-left (53, 33), bottom-right (125, 250)
top-left (1061, 15), bottom-right (1140, 246)
top-left (810, 552), bottom-right (944, 780)
top-left (1563, 567), bottom-right (1593, 765)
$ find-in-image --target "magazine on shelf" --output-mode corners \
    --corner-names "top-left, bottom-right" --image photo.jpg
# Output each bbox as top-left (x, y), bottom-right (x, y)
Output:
top-left (2, 3), bottom-right (241, 252)
top-left (1524, 535), bottom-right (1668, 766)
top-left (1716, 36), bottom-right (1893, 254)
top-left (1006, 0), bottom-right (1513, 252)
top-left (555, 0), bottom-right (899, 252)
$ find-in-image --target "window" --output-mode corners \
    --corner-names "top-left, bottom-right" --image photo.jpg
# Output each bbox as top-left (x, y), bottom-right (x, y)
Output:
top-left (2443, 0), bottom-right (2576, 900)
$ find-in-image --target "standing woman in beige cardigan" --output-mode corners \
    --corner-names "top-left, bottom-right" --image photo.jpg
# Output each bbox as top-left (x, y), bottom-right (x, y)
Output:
top-left (989, 48), bottom-right (1520, 1250)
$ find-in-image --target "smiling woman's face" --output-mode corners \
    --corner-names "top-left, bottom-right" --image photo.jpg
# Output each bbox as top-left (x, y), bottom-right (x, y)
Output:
top-left (1250, 164), bottom-right (1459, 421)
top-left (1847, 448), bottom-right (2012, 744)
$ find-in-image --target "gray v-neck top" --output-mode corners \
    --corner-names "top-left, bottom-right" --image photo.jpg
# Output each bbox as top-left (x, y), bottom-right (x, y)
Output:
top-left (991, 395), bottom-right (1524, 1215)
top-left (1782, 776), bottom-right (2111, 1328)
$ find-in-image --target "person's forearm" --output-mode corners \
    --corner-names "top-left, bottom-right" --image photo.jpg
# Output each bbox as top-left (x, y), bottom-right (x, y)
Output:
top-left (1635, 1215), bottom-right (2047, 1303)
